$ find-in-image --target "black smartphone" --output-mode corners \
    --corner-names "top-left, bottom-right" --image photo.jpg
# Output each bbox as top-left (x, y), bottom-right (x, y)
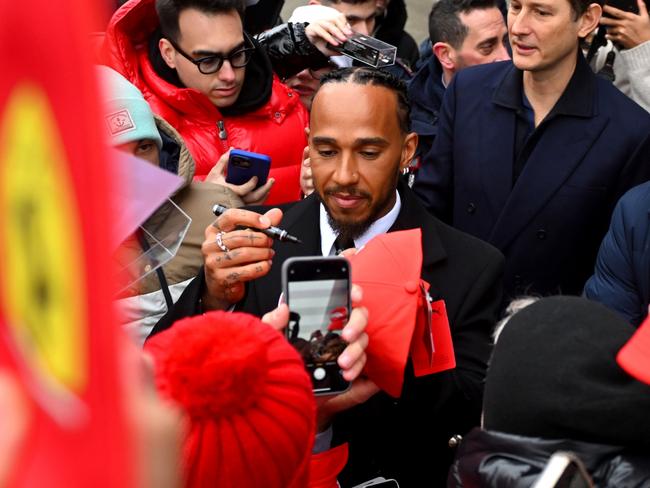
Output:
top-left (282, 256), bottom-right (352, 395)
top-left (225, 149), bottom-right (271, 190)
top-left (531, 452), bottom-right (594, 488)
top-left (604, 0), bottom-right (648, 14)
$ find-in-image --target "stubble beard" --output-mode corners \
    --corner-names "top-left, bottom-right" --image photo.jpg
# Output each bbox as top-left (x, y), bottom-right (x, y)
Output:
top-left (319, 173), bottom-right (399, 244)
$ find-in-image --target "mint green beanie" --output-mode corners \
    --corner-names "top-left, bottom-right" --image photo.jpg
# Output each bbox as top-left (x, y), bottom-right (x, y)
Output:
top-left (96, 65), bottom-right (163, 150)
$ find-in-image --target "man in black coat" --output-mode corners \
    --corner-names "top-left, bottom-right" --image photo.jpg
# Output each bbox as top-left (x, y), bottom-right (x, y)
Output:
top-left (151, 67), bottom-right (504, 487)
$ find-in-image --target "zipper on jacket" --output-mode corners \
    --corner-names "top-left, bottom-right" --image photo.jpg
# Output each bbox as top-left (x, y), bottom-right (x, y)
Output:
top-left (217, 120), bottom-right (228, 151)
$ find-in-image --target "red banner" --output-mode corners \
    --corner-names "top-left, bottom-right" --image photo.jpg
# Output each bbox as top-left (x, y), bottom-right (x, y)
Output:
top-left (0, 0), bottom-right (133, 486)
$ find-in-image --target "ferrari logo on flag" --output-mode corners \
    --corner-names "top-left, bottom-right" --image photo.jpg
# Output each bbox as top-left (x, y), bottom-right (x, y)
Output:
top-left (0, 83), bottom-right (87, 395)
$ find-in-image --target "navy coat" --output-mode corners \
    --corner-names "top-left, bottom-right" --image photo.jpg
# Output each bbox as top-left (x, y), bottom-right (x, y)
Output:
top-left (407, 54), bottom-right (446, 162)
top-left (584, 182), bottom-right (650, 326)
top-left (414, 54), bottom-right (650, 299)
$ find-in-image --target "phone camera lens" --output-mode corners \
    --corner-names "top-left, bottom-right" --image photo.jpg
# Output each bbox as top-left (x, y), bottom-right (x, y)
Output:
top-left (232, 156), bottom-right (251, 168)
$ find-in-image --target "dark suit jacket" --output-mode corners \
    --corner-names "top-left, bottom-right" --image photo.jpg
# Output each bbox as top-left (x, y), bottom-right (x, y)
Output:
top-left (414, 54), bottom-right (650, 301)
top-left (151, 185), bottom-right (504, 487)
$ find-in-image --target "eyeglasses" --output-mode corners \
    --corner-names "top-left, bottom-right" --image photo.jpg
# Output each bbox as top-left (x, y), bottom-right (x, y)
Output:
top-left (166, 33), bottom-right (256, 75)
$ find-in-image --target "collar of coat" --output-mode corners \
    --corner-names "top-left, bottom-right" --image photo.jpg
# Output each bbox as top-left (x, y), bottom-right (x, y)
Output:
top-left (492, 50), bottom-right (596, 120)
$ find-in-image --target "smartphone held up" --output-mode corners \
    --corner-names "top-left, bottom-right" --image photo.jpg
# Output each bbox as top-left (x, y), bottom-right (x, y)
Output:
top-left (282, 256), bottom-right (351, 395)
top-left (225, 149), bottom-right (271, 189)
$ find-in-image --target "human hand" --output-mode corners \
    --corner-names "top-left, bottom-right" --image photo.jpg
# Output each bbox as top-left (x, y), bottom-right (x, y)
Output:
top-left (205, 149), bottom-right (275, 205)
top-left (126, 351), bottom-right (184, 488)
top-left (262, 302), bottom-right (291, 331)
top-left (305, 13), bottom-right (353, 57)
top-left (201, 207), bottom-right (282, 310)
top-left (299, 146), bottom-right (314, 197)
top-left (602, 0), bottom-right (650, 49)
top-left (0, 371), bottom-right (31, 488)
top-left (315, 285), bottom-right (378, 432)
top-left (262, 284), bottom-right (376, 431)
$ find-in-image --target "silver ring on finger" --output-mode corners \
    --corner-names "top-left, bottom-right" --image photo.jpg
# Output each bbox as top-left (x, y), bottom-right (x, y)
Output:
top-left (215, 231), bottom-right (229, 253)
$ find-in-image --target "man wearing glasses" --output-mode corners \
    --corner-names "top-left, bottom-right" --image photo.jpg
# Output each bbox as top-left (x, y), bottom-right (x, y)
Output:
top-left (104, 0), bottom-right (349, 205)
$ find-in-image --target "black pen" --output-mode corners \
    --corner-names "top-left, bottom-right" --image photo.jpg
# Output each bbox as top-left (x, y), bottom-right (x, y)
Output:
top-left (212, 204), bottom-right (302, 244)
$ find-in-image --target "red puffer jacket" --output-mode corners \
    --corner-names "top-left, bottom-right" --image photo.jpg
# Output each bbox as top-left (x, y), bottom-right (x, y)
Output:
top-left (102, 0), bottom-right (307, 205)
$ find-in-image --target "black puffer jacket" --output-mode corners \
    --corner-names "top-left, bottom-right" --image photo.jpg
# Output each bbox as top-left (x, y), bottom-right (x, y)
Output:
top-left (257, 21), bottom-right (330, 80)
top-left (448, 428), bottom-right (650, 488)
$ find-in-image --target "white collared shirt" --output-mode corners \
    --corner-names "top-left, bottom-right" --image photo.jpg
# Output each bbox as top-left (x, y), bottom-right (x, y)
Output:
top-left (319, 191), bottom-right (402, 256)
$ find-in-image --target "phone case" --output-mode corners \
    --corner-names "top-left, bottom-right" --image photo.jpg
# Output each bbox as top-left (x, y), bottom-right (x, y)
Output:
top-left (225, 149), bottom-right (271, 189)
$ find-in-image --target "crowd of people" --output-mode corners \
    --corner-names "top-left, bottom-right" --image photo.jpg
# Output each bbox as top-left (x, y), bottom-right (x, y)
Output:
top-left (20, 0), bottom-right (649, 485)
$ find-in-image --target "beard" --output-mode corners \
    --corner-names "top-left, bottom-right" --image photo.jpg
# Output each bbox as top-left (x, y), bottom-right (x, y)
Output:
top-left (326, 207), bottom-right (374, 244)
top-left (319, 176), bottom-right (398, 243)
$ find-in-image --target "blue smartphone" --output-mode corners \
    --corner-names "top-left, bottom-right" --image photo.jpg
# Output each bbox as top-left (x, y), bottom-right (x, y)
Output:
top-left (225, 149), bottom-right (271, 189)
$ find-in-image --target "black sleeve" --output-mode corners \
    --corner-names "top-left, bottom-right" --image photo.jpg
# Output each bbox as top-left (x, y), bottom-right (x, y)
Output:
top-left (256, 22), bottom-right (330, 80)
top-left (447, 247), bottom-right (505, 410)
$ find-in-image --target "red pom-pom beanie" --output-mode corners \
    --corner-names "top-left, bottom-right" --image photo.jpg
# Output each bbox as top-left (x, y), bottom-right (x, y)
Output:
top-left (145, 311), bottom-right (316, 488)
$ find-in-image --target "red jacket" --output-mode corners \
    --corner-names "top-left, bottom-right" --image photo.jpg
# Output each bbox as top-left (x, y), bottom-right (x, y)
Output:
top-left (102, 0), bottom-right (307, 204)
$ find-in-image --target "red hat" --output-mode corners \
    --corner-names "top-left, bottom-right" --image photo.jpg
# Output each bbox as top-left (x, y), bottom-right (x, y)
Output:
top-left (348, 229), bottom-right (455, 398)
top-left (145, 311), bottom-right (316, 488)
top-left (618, 314), bottom-right (650, 385)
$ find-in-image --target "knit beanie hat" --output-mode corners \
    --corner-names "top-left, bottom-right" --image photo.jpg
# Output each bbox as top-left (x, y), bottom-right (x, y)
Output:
top-left (483, 296), bottom-right (650, 447)
top-left (145, 311), bottom-right (316, 488)
top-left (95, 65), bottom-right (162, 150)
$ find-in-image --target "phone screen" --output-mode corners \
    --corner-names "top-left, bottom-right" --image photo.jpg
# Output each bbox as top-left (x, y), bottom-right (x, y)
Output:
top-left (283, 257), bottom-right (351, 394)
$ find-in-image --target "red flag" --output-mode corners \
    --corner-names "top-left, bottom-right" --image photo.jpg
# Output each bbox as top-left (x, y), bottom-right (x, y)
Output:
top-left (0, 0), bottom-right (133, 486)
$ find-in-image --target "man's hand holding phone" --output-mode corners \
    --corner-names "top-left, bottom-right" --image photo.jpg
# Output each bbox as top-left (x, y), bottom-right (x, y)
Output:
top-left (205, 149), bottom-right (274, 205)
top-left (201, 207), bottom-right (282, 310)
top-left (263, 284), bottom-right (378, 432)
top-left (314, 284), bottom-right (378, 432)
top-left (601, 0), bottom-right (650, 49)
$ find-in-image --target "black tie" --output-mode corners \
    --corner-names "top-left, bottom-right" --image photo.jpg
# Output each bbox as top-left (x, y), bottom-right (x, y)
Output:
top-left (333, 235), bottom-right (355, 255)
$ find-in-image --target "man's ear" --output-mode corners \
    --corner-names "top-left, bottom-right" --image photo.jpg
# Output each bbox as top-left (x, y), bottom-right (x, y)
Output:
top-left (159, 38), bottom-right (177, 69)
top-left (578, 3), bottom-right (602, 38)
top-left (433, 42), bottom-right (456, 71)
top-left (400, 132), bottom-right (418, 172)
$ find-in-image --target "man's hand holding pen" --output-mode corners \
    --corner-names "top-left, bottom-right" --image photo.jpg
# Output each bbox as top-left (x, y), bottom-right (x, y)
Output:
top-left (201, 207), bottom-right (284, 310)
